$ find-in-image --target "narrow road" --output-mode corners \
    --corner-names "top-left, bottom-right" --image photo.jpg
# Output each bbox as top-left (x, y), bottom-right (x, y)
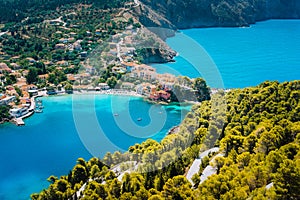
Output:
top-left (116, 38), bottom-right (124, 63)
top-left (186, 147), bottom-right (219, 185)
top-left (200, 153), bottom-right (224, 184)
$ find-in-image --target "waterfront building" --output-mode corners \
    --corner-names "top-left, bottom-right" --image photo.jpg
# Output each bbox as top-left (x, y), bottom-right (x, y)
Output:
top-left (28, 89), bottom-right (38, 97)
top-left (136, 83), bottom-right (156, 96)
top-left (121, 82), bottom-right (135, 90)
top-left (9, 107), bottom-right (29, 118)
top-left (149, 90), bottom-right (171, 101)
top-left (98, 83), bottom-right (110, 90)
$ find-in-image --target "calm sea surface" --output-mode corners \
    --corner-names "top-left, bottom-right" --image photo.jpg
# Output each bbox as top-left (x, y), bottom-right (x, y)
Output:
top-left (1, 20), bottom-right (300, 200)
top-left (0, 95), bottom-right (189, 200)
top-left (152, 20), bottom-right (300, 88)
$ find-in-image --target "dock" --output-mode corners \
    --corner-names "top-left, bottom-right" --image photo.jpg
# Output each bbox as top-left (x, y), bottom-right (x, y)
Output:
top-left (12, 94), bottom-right (43, 126)
top-left (13, 118), bottom-right (25, 126)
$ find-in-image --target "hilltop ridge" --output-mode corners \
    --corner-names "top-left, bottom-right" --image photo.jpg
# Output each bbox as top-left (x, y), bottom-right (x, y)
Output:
top-left (140, 0), bottom-right (300, 28)
top-left (2, 0), bottom-right (300, 29)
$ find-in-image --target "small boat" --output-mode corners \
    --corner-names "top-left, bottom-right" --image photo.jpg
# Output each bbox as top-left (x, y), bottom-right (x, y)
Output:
top-left (114, 113), bottom-right (119, 116)
top-left (137, 117), bottom-right (142, 121)
top-left (35, 109), bottom-right (43, 113)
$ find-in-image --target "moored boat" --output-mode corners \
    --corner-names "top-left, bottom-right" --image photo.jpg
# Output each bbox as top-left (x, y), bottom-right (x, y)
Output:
top-left (35, 109), bottom-right (43, 113)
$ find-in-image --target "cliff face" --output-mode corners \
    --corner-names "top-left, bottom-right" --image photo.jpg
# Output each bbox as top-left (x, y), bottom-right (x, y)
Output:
top-left (139, 0), bottom-right (300, 28)
top-left (133, 27), bottom-right (177, 63)
top-left (132, 0), bottom-right (300, 63)
top-left (137, 48), bottom-right (176, 63)
top-left (131, 2), bottom-right (176, 39)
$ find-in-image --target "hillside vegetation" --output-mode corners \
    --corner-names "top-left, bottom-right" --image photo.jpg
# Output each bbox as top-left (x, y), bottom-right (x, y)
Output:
top-left (0, 0), bottom-right (130, 23)
top-left (2, 0), bottom-right (300, 28)
top-left (140, 0), bottom-right (300, 28)
top-left (31, 80), bottom-right (300, 199)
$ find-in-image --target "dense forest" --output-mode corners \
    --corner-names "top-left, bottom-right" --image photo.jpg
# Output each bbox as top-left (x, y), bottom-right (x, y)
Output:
top-left (0, 0), bottom-right (130, 23)
top-left (31, 80), bottom-right (300, 199)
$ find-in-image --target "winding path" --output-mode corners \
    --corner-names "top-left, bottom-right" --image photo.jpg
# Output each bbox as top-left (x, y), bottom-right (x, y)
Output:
top-left (200, 152), bottom-right (224, 184)
top-left (116, 38), bottom-right (124, 62)
top-left (186, 147), bottom-right (219, 185)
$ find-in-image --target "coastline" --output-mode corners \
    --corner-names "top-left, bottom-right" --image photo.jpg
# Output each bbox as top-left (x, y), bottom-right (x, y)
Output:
top-left (72, 89), bottom-right (144, 98)
top-left (0, 90), bottom-right (190, 200)
top-left (7, 87), bottom-right (196, 126)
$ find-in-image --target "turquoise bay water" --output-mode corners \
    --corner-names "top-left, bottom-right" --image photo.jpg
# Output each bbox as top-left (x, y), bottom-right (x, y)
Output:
top-left (0, 95), bottom-right (190, 200)
top-left (152, 20), bottom-right (300, 88)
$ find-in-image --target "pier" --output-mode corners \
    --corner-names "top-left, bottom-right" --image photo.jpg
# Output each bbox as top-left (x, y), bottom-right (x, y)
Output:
top-left (12, 94), bottom-right (42, 126)
top-left (13, 118), bottom-right (25, 126)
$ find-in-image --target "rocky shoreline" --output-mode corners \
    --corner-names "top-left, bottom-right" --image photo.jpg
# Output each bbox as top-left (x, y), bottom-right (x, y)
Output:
top-left (0, 118), bottom-right (11, 125)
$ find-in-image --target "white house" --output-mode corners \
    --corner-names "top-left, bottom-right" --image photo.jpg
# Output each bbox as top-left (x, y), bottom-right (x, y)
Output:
top-left (9, 107), bottom-right (28, 118)
top-left (98, 83), bottom-right (110, 90)
top-left (0, 95), bottom-right (16, 105)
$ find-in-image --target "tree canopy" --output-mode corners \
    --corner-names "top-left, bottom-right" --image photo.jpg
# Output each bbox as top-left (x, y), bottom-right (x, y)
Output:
top-left (31, 80), bottom-right (300, 199)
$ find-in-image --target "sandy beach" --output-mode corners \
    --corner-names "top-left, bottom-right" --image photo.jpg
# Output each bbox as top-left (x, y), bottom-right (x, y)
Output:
top-left (72, 89), bottom-right (144, 97)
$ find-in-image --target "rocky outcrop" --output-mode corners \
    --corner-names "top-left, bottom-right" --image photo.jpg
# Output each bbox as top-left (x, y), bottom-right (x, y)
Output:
top-left (139, 0), bottom-right (300, 29)
top-left (132, 27), bottom-right (177, 63)
top-left (136, 47), bottom-right (176, 63)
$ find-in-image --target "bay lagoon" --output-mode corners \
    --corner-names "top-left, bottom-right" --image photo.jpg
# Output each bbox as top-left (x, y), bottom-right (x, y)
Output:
top-left (0, 95), bottom-right (190, 200)
top-left (0, 20), bottom-right (300, 200)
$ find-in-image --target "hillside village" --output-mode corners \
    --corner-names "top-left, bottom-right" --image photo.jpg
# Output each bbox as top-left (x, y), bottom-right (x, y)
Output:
top-left (0, 2), bottom-right (210, 124)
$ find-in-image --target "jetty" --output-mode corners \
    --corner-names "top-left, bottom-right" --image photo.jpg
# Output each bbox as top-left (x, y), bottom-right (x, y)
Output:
top-left (12, 94), bottom-right (42, 126)
top-left (13, 118), bottom-right (25, 126)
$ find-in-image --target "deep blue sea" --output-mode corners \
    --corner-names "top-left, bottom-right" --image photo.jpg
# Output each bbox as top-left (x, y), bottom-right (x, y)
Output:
top-left (0, 95), bottom-right (190, 200)
top-left (1, 20), bottom-right (300, 200)
top-left (152, 20), bottom-right (300, 88)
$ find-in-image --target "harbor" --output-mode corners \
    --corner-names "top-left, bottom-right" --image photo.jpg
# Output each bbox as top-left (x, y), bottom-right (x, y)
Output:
top-left (11, 93), bottom-right (44, 126)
